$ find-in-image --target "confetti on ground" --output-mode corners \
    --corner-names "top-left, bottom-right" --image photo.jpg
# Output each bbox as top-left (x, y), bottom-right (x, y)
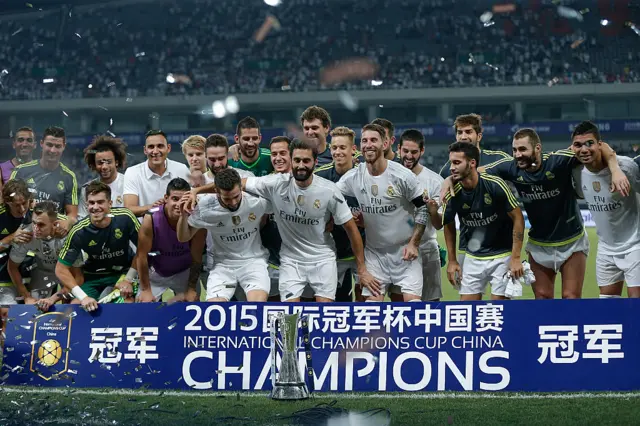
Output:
top-left (253, 14), bottom-right (281, 43)
top-left (320, 57), bottom-right (378, 86)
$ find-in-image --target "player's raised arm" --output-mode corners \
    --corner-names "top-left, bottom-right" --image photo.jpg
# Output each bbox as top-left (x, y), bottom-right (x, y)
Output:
top-left (176, 204), bottom-right (200, 243)
top-left (136, 214), bottom-right (155, 302)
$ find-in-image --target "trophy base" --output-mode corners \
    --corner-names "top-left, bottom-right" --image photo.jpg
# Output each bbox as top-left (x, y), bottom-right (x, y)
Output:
top-left (271, 382), bottom-right (310, 400)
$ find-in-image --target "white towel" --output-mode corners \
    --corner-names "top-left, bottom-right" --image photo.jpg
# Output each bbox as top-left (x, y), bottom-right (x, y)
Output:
top-left (504, 261), bottom-right (536, 298)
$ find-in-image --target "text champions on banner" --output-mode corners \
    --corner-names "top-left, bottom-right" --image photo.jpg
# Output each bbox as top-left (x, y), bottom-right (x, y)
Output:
top-left (3, 301), bottom-right (639, 392)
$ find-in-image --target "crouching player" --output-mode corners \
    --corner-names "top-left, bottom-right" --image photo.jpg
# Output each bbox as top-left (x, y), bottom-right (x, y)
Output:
top-left (178, 168), bottom-right (271, 302)
top-left (56, 181), bottom-right (140, 311)
top-left (136, 178), bottom-right (205, 302)
top-left (8, 201), bottom-right (83, 310)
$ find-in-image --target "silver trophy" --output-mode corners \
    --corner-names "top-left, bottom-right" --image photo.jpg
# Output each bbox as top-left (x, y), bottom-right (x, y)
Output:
top-left (270, 312), bottom-right (310, 400)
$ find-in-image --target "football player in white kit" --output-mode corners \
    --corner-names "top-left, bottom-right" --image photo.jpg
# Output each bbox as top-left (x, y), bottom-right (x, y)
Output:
top-left (571, 121), bottom-right (640, 298)
top-left (335, 124), bottom-right (429, 301)
top-left (182, 139), bottom-right (376, 302)
top-left (177, 168), bottom-right (271, 301)
top-left (79, 135), bottom-right (126, 217)
top-left (395, 129), bottom-right (444, 301)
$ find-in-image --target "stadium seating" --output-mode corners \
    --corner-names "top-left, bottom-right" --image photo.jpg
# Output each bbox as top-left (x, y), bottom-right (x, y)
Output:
top-left (0, 0), bottom-right (639, 101)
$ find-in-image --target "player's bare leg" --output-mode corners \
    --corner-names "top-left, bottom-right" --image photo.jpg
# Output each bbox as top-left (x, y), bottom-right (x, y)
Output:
top-left (491, 295), bottom-right (508, 300)
top-left (246, 290), bottom-right (268, 302)
top-left (600, 281), bottom-right (624, 297)
top-left (461, 294), bottom-right (482, 301)
top-left (314, 296), bottom-right (334, 303)
top-left (528, 255), bottom-right (556, 299)
top-left (207, 297), bottom-right (229, 302)
top-left (403, 293), bottom-right (420, 302)
top-left (627, 286), bottom-right (640, 298)
top-left (559, 251), bottom-right (586, 299)
top-left (354, 284), bottom-right (365, 302)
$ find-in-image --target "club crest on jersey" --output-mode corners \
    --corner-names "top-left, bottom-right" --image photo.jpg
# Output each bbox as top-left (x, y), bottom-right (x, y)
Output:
top-left (232, 216), bottom-right (241, 226)
top-left (387, 186), bottom-right (395, 196)
top-left (371, 185), bottom-right (378, 196)
top-left (593, 181), bottom-right (601, 192)
top-left (313, 199), bottom-right (321, 209)
top-left (114, 228), bottom-right (122, 239)
top-left (297, 195), bottom-right (305, 206)
top-left (545, 171), bottom-right (555, 180)
top-left (116, 196), bottom-right (123, 205)
top-left (57, 181), bottom-right (65, 191)
top-left (248, 213), bottom-right (256, 221)
top-left (484, 194), bottom-right (492, 205)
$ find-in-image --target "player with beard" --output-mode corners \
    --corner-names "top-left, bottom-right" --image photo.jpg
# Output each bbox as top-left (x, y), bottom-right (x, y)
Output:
top-left (395, 129), bottom-right (444, 301)
top-left (57, 181), bottom-right (140, 311)
top-left (227, 117), bottom-right (273, 177)
top-left (465, 128), bottom-right (627, 299)
top-left (571, 121), bottom-right (640, 298)
top-left (136, 178), bottom-right (205, 302)
top-left (371, 118), bottom-right (400, 163)
top-left (260, 136), bottom-right (292, 301)
top-left (10, 126), bottom-right (78, 233)
top-left (205, 134), bottom-right (255, 183)
top-left (182, 139), bottom-right (375, 302)
top-left (124, 130), bottom-right (190, 218)
top-left (438, 114), bottom-right (511, 179)
top-left (80, 135), bottom-right (127, 218)
top-left (335, 124), bottom-right (428, 301)
top-left (442, 142), bottom-right (525, 300)
top-left (0, 127), bottom-right (37, 191)
top-left (8, 201), bottom-right (81, 311)
top-left (178, 169), bottom-right (271, 301)
top-left (315, 127), bottom-right (365, 302)
top-left (181, 135), bottom-right (208, 188)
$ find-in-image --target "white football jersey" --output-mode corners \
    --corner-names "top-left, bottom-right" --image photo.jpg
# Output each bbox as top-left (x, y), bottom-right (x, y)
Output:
top-left (415, 166), bottom-right (444, 249)
top-left (78, 173), bottom-right (125, 218)
top-left (245, 173), bottom-right (352, 263)
top-left (579, 156), bottom-right (640, 256)
top-left (188, 192), bottom-right (270, 263)
top-left (336, 160), bottom-right (428, 250)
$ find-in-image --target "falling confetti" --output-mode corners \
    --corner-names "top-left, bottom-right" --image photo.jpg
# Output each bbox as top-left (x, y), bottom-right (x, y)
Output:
top-left (547, 77), bottom-right (560, 87)
top-left (480, 11), bottom-right (493, 23)
top-left (338, 91), bottom-right (358, 111)
top-left (99, 106), bottom-right (109, 111)
top-left (253, 14), bottom-right (281, 43)
top-left (483, 21), bottom-right (495, 27)
top-left (485, 63), bottom-right (499, 71)
top-left (320, 57), bottom-right (379, 86)
top-left (135, 52), bottom-right (146, 58)
top-left (557, 6), bottom-right (585, 21)
top-left (62, 111), bottom-right (69, 117)
top-left (107, 82), bottom-right (115, 87)
top-left (107, 131), bottom-right (116, 137)
top-left (125, 98), bottom-right (133, 102)
top-left (11, 28), bottom-right (23, 36)
top-left (571, 39), bottom-right (585, 49)
top-left (627, 22), bottom-right (640, 37)
top-left (74, 33), bottom-right (82, 38)
top-left (33, 43), bottom-right (43, 48)
top-left (26, 3), bottom-right (33, 8)
top-left (109, 118), bottom-right (113, 126)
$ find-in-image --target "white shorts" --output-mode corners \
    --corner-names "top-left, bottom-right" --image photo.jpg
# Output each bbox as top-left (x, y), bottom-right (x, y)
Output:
top-left (461, 255), bottom-right (510, 296)
top-left (596, 248), bottom-right (640, 287)
top-left (337, 259), bottom-right (360, 287)
top-left (390, 245), bottom-right (442, 300)
top-left (138, 268), bottom-right (190, 300)
top-left (279, 257), bottom-right (337, 301)
top-left (207, 259), bottom-right (270, 301)
top-left (526, 232), bottom-right (590, 273)
top-left (363, 245), bottom-right (422, 298)
top-left (236, 263), bottom-right (279, 301)
top-left (0, 284), bottom-right (18, 306)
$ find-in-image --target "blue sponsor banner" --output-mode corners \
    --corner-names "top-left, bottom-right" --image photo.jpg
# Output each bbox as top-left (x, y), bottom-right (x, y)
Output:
top-left (65, 119), bottom-right (640, 147)
top-left (3, 301), bottom-right (639, 392)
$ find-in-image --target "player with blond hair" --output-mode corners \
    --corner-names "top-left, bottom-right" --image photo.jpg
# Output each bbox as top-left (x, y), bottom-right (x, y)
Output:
top-left (181, 135), bottom-right (208, 188)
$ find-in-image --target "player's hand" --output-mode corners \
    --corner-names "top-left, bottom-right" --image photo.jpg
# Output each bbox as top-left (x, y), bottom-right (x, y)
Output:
top-left (36, 297), bottom-right (54, 312)
top-left (136, 288), bottom-right (156, 303)
top-left (24, 296), bottom-right (37, 305)
top-left (229, 144), bottom-right (240, 162)
top-left (53, 221), bottom-right (70, 238)
top-left (184, 288), bottom-right (198, 302)
top-left (438, 177), bottom-right (455, 205)
top-left (189, 170), bottom-right (205, 188)
top-left (180, 191), bottom-right (198, 214)
top-left (325, 217), bottom-right (334, 233)
top-left (402, 243), bottom-right (419, 261)
top-left (353, 210), bottom-right (365, 228)
top-left (510, 257), bottom-right (524, 280)
top-left (447, 261), bottom-right (462, 287)
top-left (610, 169), bottom-right (630, 197)
top-left (426, 198), bottom-right (439, 215)
top-left (152, 198), bottom-right (166, 207)
top-left (358, 268), bottom-right (382, 298)
top-left (116, 280), bottom-right (134, 299)
top-left (81, 296), bottom-right (98, 312)
top-left (13, 228), bottom-right (33, 244)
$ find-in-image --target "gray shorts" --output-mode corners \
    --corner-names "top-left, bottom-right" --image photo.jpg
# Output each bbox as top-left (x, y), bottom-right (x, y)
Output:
top-left (526, 232), bottom-right (590, 273)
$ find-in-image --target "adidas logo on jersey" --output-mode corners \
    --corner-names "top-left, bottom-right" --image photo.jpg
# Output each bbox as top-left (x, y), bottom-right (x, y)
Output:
top-left (462, 203), bottom-right (470, 209)
top-left (517, 176), bottom-right (524, 182)
top-left (88, 240), bottom-right (97, 247)
top-left (282, 195), bottom-right (291, 202)
top-left (27, 178), bottom-right (35, 184)
top-left (0, 228), bottom-right (8, 235)
top-left (216, 222), bottom-right (224, 227)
